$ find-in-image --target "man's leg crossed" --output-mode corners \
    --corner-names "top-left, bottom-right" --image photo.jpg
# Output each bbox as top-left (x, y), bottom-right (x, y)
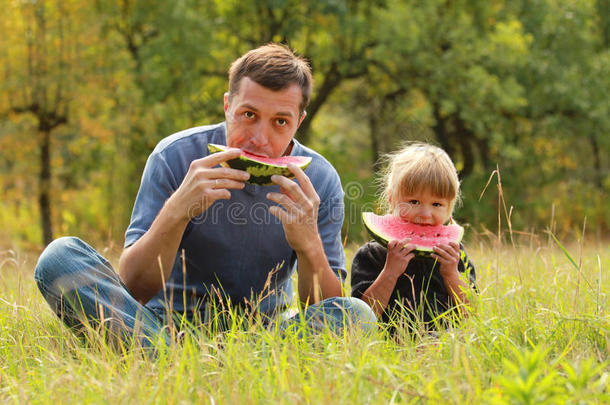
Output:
top-left (34, 236), bottom-right (170, 349)
top-left (276, 296), bottom-right (377, 336)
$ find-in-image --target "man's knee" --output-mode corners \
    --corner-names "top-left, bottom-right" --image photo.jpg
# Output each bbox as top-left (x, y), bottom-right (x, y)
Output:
top-left (335, 296), bottom-right (377, 324)
top-left (34, 236), bottom-right (85, 290)
top-left (316, 296), bottom-right (377, 329)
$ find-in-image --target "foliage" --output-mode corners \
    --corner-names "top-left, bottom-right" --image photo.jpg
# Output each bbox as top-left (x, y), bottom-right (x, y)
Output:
top-left (0, 0), bottom-right (608, 246)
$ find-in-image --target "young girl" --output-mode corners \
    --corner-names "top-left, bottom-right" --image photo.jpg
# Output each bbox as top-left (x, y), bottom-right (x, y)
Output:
top-left (351, 143), bottom-right (476, 333)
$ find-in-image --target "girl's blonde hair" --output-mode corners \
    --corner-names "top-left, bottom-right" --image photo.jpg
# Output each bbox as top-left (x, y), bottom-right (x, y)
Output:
top-left (379, 142), bottom-right (461, 214)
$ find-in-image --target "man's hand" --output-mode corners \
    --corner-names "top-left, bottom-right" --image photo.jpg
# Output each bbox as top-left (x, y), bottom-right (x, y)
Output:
top-left (119, 147), bottom-right (249, 303)
top-left (383, 238), bottom-right (416, 279)
top-left (266, 163), bottom-right (320, 254)
top-left (168, 148), bottom-right (250, 220)
top-left (266, 163), bottom-right (342, 303)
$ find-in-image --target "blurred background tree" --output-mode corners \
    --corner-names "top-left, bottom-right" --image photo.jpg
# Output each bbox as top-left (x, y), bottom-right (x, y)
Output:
top-left (0, 0), bottom-right (608, 249)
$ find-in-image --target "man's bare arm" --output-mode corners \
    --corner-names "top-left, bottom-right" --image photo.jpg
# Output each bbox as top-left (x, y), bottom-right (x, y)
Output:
top-left (119, 197), bottom-right (190, 303)
top-left (267, 165), bottom-right (343, 305)
top-left (119, 149), bottom-right (248, 303)
top-left (294, 235), bottom-right (343, 305)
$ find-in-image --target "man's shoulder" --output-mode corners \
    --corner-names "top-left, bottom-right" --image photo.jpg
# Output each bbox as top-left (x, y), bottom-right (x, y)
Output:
top-left (292, 140), bottom-right (331, 166)
top-left (292, 139), bottom-right (342, 193)
top-left (151, 123), bottom-right (226, 157)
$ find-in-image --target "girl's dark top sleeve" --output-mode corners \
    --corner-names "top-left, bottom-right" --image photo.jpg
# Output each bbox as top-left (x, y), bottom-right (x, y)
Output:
top-left (351, 241), bottom-right (387, 300)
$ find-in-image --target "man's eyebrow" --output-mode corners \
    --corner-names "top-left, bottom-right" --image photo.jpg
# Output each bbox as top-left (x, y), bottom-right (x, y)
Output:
top-left (240, 104), bottom-right (296, 118)
top-left (241, 104), bottom-right (260, 112)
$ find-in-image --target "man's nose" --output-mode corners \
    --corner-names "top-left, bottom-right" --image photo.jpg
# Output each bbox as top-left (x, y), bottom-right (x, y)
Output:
top-left (250, 121), bottom-right (270, 146)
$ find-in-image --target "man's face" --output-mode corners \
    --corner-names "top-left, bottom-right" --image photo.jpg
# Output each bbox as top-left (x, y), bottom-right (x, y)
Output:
top-left (224, 77), bottom-right (305, 158)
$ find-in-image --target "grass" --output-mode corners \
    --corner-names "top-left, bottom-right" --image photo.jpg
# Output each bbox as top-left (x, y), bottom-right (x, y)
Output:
top-left (0, 234), bottom-right (608, 404)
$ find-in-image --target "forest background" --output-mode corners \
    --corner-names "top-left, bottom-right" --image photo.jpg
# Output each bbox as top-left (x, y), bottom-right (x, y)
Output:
top-left (1, 0), bottom-right (609, 251)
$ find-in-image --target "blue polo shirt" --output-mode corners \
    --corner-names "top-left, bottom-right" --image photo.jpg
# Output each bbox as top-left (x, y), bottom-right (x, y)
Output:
top-left (125, 123), bottom-right (346, 317)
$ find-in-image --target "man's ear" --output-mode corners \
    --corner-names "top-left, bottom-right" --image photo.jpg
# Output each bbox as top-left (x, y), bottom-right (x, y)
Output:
top-left (297, 110), bottom-right (307, 127)
top-left (224, 92), bottom-right (230, 113)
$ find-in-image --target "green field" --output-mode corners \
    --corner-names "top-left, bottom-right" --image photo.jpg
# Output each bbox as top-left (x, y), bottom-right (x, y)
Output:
top-left (0, 237), bottom-right (608, 404)
top-left (1, 0), bottom-right (608, 402)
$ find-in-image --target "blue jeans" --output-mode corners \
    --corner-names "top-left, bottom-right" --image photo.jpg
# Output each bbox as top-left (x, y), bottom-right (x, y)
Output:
top-left (34, 237), bottom-right (376, 349)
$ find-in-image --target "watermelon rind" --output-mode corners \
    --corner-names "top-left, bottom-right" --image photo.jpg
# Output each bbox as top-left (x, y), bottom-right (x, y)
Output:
top-left (207, 143), bottom-right (312, 186)
top-left (361, 212), bottom-right (464, 258)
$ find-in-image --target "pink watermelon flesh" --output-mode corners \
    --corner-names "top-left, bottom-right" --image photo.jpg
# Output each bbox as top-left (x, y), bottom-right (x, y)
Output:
top-left (240, 149), bottom-right (308, 166)
top-left (207, 143), bottom-right (312, 185)
top-left (362, 212), bottom-right (464, 254)
top-left (209, 143), bottom-right (310, 167)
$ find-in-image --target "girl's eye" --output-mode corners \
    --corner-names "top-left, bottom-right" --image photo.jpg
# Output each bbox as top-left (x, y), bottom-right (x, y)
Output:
top-left (244, 111), bottom-right (255, 119)
top-left (276, 118), bottom-right (287, 126)
top-left (408, 200), bottom-right (419, 205)
top-left (433, 202), bottom-right (443, 207)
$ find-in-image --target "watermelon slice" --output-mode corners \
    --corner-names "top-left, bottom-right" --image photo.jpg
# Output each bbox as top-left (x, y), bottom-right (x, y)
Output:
top-left (362, 212), bottom-right (464, 257)
top-left (207, 143), bottom-right (312, 186)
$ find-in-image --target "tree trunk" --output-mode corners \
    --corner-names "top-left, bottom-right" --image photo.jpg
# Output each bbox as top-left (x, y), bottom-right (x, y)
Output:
top-left (39, 128), bottom-right (53, 245)
top-left (598, 0), bottom-right (610, 48)
top-left (454, 114), bottom-right (475, 178)
top-left (588, 133), bottom-right (603, 190)
top-left (296, 62), bottom-right (342, 145)
top-left (431, 102), bottom-right (454, 157)
top-left (369, 100), bottom-right (382, 173)
top-left (476, 135), bottom-right (492, 171)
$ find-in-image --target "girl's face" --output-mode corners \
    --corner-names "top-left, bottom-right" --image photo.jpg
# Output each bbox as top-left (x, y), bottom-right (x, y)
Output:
top-left (393, 188), bottom-right (452, 226)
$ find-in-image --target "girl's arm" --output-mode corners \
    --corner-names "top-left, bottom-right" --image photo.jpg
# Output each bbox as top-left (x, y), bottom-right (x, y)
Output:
top-left (432, 242), bottom-right (470, 308)
top-left (359, 239), bottom-right (415, 318)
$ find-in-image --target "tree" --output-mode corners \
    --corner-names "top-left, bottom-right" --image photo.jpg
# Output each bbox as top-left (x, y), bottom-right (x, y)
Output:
top-left (203, 0), bottom-right (386, 144)
top-left (0, 1), bottom-right (77, 245)
top-left (354, 0), bottom-right (530, 178)
top-left (93, 0), bottom-right (221, 209)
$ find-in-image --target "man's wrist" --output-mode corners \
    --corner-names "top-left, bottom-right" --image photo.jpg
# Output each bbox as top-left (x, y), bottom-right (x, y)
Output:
top-left (161, 195), bottom-right (191, 227)
top-left (293, 234), bottom-right (324, 257)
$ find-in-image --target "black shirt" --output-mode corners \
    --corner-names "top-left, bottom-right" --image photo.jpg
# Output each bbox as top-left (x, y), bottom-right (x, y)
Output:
top-left (351, 241), bottom-right (476, 331)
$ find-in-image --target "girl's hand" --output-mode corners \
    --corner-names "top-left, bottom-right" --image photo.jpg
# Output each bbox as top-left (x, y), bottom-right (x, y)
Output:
top-left (432, 241), bottom-right (461, 279)
top-left (432, 242), bottom-right (470, 307)
top-left (382, 238), bottom-right (415, 279)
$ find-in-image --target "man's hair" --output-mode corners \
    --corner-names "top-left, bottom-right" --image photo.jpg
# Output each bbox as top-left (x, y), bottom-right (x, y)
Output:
top-left (228, 43), bottom-right (313, 113)
top-left (379, 142), bottom-right (462, 215)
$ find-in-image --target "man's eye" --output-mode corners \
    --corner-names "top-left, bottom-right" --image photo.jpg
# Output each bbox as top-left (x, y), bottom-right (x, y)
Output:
top-left (244, 111), bottom-right (255, 119)
top-left (276, 118), bottom-right (287, 126)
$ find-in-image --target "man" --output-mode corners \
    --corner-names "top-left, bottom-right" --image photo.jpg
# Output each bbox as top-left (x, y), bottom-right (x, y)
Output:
top-left (34, 43), bottom-right (375, 347)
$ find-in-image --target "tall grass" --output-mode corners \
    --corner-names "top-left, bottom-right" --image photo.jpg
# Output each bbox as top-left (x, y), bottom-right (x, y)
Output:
top-left (0, 233), bottom-right (608, 404)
